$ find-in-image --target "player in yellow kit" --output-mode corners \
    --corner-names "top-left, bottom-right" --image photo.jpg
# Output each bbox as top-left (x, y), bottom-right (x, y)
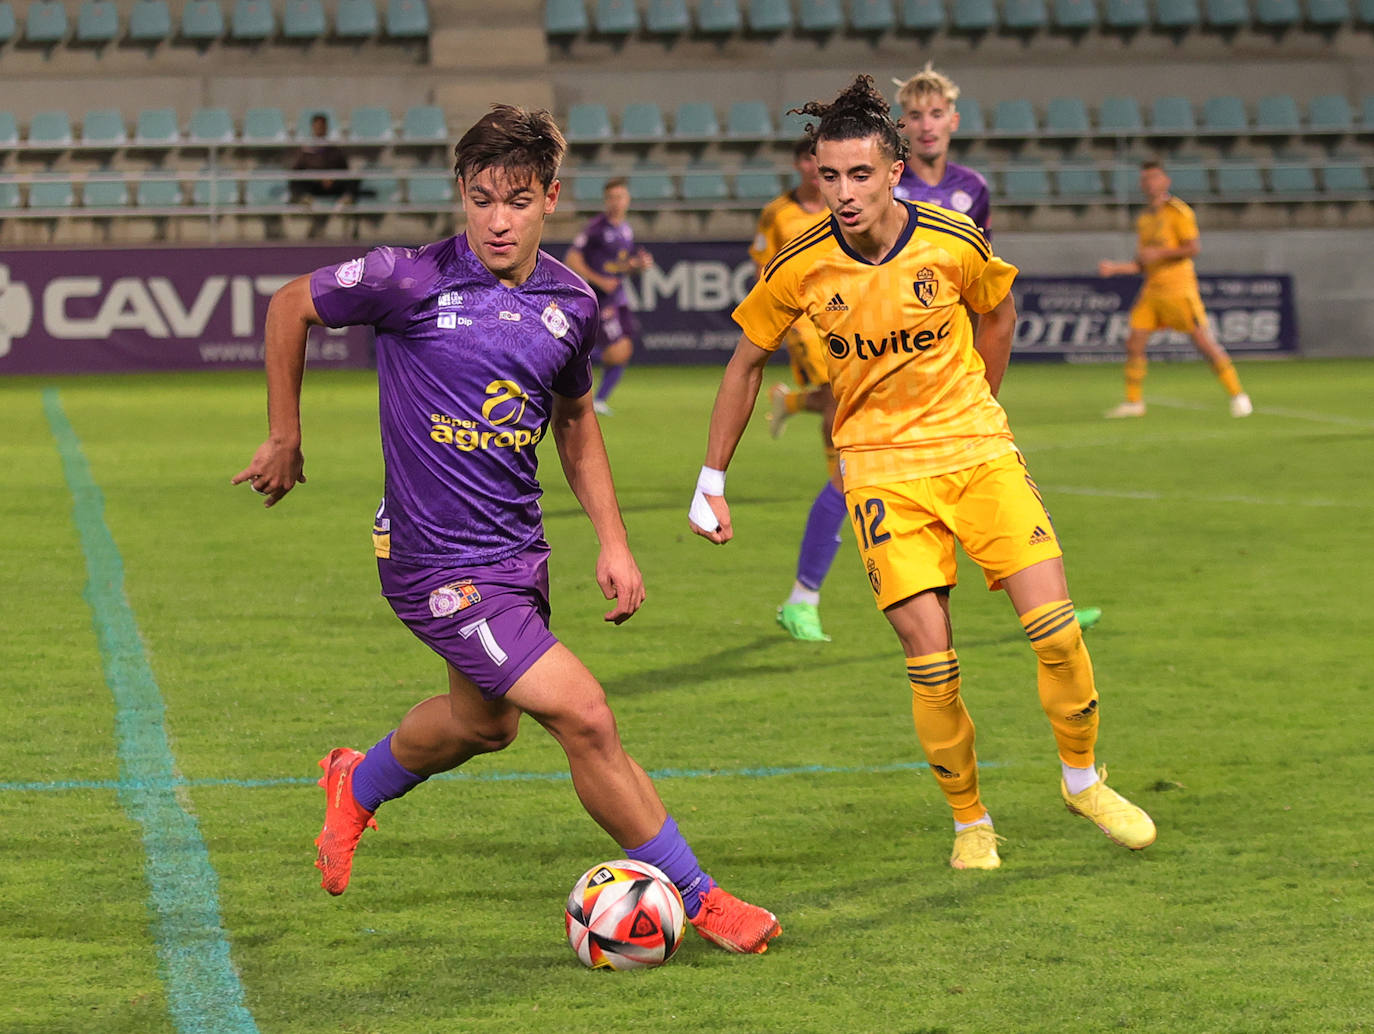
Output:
top-left (1099, 160), bottom-right (1252, 418)
top-left (689, 76), bottom-right (1155, 871)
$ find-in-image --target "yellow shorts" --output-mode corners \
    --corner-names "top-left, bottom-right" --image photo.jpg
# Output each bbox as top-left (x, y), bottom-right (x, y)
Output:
top-left (845, 451), bottom-right (1063, 610)
top-left (1129, 289), bottom-right (1207, 333)
top-left (785, 318), bottom-right (830, 388)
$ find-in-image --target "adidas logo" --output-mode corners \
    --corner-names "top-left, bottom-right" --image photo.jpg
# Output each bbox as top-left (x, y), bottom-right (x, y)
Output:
top-left (1028, 525), bottom-right (1053, 546)
top-left (824, 293), bottom-right (848, 312)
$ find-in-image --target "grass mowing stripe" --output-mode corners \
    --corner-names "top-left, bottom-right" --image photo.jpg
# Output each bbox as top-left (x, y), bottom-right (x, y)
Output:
top-left (43, 388), bottom-right (260, 1034)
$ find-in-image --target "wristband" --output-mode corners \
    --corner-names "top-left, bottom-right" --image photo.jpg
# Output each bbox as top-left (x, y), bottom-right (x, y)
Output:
top-left (696, 465), bottom-right (726, 497)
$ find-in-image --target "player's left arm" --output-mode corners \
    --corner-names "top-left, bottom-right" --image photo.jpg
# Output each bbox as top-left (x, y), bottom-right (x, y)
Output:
top-left (1137, 238), bottom-right (1199, 265)
top-left (550, 391), bottom-right (645, 624)
top-left (972, 291), bottom-right (1017, 397)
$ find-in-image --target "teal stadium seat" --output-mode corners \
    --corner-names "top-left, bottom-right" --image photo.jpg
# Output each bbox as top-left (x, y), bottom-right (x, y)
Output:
top-left (620, 102), bottom-right (667, 141)
top-left (180, 0), bottom-right (224, 41)
top-left (127, 0), bottom-right (171, 41)
top-left (992, 99), bottom-right (1038, 136)
top-left (1104, 0), bottom-right (1148, 29)
top-left (1164, 157), bottom-right (1209, 195)
top-left (727, 100), bottom-right (774, 138)
top-left (25, 0), bottom-right (68, 43)
top-left (75, 0), bottom-right (119, 44)
top-left (1001, 161), bottom-right (1051, 201)
top-left (1254, 0), bottom-right (1300, 26)
top-left (0, 181), bottom-right (18, 210)
top-left (282, 0), bottom-right (325, 38)
top-left (1304, 0), bottom-right (1350, 24)
top-left (798, 0), bottom-right (844, 32)
top-left (1109, 161), bottom-right (1146, 196)
top-left (546, 0), bottom-right (589, 34)
top-left (192, 167), bottom-right (239, 205)
top-left (1055, 163), bottom-right (1105, 198)
top-left (81, 109), bottom-right (127, 146)
top-left (565, 103), bottom-right (613, 143)
top-left (595, 0), bottom-right (639, 33)
top-left (1204, 0), bottom-right (1248, 26)
top-left (188, 107), bottom-right (235, 144)
top-left (84, 176), bottom-right (130, 208)
top-left (1306, 94), bottom-right (1353, 133)
top-left (1003, 0), bottom-right (1050, 32)
top-left (1214, 161), bottom-right (1263, 196)
top-left (1045, 96), bottom-right (1091, 136)
top-left (1052, 0), bottom-right (1098, 29)
top-left (901, 0), bottom-right (945, 30)
top-left (747, 0), bottom-right (793, 31)
top-left (335, 0), bottom-right (379, 37)
top-left (406, 173), bottom-right (454, 205)
top-left (349, 106), bottom-right (394, 142)
top-left (673, 102), bottom-right (720, 139)
top-left (1151, 96), bottom-right (1196, 134)
top-left (386, 0), bottom-right (429, 37)
top-left (134, 108), bottom-right (180, 146)
top-left (1201, 95), bottom-right (1248, 134)
top-left (951, 0), bottom-right (997, 31)
top-left (734, 164), bottom-right (782, 200)
top-left (849, 0), bottom-right (897, 33)
top-left (1359, 0), bottom-right (1374, 21)
top-left (696, 0), bottom-right (743, 33)
top-left (1154, 0), bottom-right (1201, 29)
top-left (136, 174), bottom-right (183, 207)
top-left (0, 1), bottom-right (14, 43)
top-left (244, 170), bottom-right (289, 206)
top-left (779, 102), bottom-right (815, 139)
top-left (243, 107), bottom-right (289, 143)
top-left (571, 164), bottom-right (611, 203)
top-left (646, 0), bottom-right (690, 33)
top-left (297, 108), bottom-right (337, 139)
top-left (1363, 94), bottom-right (1374, 129)
top-left (402, 104), bottom-right (447, 141)
top-left (1320, 159), bottom-right (1368, 193)
top-left (360, 171), bottom-right (400, 204)
top-left (627, 162), bottom-right (675, 202)
top-left (230, 0), bottom-right (275, 40)
top-left (0, 111), bottom-right (18, 146)
top-left (681, 161), bottom-right (730, 201)
top-left (956, 96), bottom-right (985, 135)
top-left (29, 178), bottom-right (76, 208)
top-left (1255, 95), bottom-right (1301, 133)
top-left (1268, 160), bottom-right (1318, 194)
top-left (29, 110), bottom-right (74, 146)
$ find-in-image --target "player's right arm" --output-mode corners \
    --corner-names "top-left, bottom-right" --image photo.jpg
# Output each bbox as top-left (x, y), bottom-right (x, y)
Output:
top-left (565, 239), bottom-right (619, 295)
top-left (231, 275), bottom-right (323, 507)
top-left (1097, 258), bottom-right (1141, 277)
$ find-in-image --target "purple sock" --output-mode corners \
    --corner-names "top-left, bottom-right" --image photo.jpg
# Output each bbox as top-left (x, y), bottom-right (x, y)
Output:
top-left (796, 481), bottom-right (847, 591)
top-left (349, 731), bottom-right (427, 813)
top-left (624, 815), bottom-right (716, 918)
top-left (596, 363), bottom-right (625, 403)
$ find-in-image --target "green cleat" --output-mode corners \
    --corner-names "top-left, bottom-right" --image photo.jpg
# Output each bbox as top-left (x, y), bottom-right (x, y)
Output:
top-left (776, 602), bottom-right (831, 642)
top-left (1074, 606), bottom-right (1103, 631)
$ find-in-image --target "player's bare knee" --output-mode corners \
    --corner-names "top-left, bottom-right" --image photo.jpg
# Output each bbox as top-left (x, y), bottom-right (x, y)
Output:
top-left (467, 714), bottom-right (520, 755)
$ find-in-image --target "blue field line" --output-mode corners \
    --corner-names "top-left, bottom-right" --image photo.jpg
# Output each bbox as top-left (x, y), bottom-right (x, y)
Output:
top-left (44, 388), bottom-right (259, 1034)
top-left (1, 758), bottom-right (1000, 795)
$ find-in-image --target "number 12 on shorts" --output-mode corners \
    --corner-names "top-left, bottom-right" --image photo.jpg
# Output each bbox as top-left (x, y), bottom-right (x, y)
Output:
top-left (854, 498), bottom-right (891, 551)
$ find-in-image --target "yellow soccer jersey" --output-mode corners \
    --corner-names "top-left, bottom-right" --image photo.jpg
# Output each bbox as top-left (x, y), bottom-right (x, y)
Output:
top-left (734, 200), bottom-right (1019, 487)
top-left (1136, 196), bottom-right (1200, 295)
top-left (750, 191), bottom-right (830, 268)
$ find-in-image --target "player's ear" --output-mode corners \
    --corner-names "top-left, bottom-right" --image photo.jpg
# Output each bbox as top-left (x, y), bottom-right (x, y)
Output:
top-left (545, 178), bottom-right (561, 214)
top-left (949, 108), bottom-right (961, 134)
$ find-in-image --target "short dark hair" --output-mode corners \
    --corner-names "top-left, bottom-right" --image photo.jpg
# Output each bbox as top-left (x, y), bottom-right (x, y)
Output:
top-left (453, 104), bottom-right (566, 189)
top-left (604, 176), bottom-right (629, 193)
top-left (791, 135), bottom-right (814, 160)
top-left (792, 74), bottom-right (908, 164)
top-left (1140, 159), bottom-right (1164, 172)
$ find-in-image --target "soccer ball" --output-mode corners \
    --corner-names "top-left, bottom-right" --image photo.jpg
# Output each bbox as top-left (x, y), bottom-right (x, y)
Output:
top-left (565, 859), bottom-right (686, 970)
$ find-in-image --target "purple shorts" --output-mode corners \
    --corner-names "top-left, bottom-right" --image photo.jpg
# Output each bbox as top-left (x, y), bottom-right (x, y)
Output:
top-left (593, 300), bottom-right (638, 355)
top-left (378, 541), bottom-right (558, 699)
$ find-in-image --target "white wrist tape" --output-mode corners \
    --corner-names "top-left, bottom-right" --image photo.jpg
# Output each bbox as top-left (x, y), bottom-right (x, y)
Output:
top-left (696, 465), bottom-right (726, 496)
top-left (689, 466), bottom-right (726, 532)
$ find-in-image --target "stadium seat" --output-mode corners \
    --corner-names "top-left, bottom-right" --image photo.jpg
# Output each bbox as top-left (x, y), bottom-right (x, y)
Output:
top-left (565, 103), bottom-right (613, 143)
top-left (230, 0), bottom-right (275, 40)
top-left (992, 99), bottom-right (1038, 136)
top-left (84, 176), bottom-right (130, 208)
top-left (956, 97), bottom-right (985, 135)
top-left (1214, 160), bottom-right (1263, 196)
top-left (1109, 161), bottom-right (1146, 196)
top-left (1003, 0), bottom-right (1050, 31)
top-left (0, 180), bottom-right (18, 210)
top-left (1001, 161), bottom-right (1052, 201)
top-left (136, 174), bottom-right (183, 207)
top-left (75, 0), bottom-right (119, 44)
top-left (402, 104), bottom-right (447, 141)
top-left (1055, 162), bottom-right (1104, 198)
top-left (594, 0), bottom-right (639, 33)
top-left (385, 0), bottom-right (429, 37)
top-left (627, 162), bottom-right (675, 202)
top-left (188, 107), bottom-right (235, 144)
top-left (406, 172), bottom-right (453, 205)
top-left (1201, 95), bottom-right (1248, 134)
top-left (349, 106), bottom-right (394, 142)
top-left (645, 0), bottom-right (690, 33)
top-left (1363, 94), bottom-right (1374, 130)
top-left (134, 108), bottom-right (180, 146)
top-left (1304, 0), bottom-right (1350, 24)
top-left (1051, 0), bottom-right (1098, 29)
top-left (673, 101), bottom-right (720, 139)
top-left (1103, 0), bottom-right (1149, 29)
top-left (244, 170), bottom-right (289, 206)
top-left (25, 0), bottom-right (68, 43)
top-left (1268, 160), bottom-right (1318, 194)
top-left (1150, 96), bottom-right (1196, 134)
top-left (779, 102), bottom-right (816, 139)
top-left (1359, 0), bottom-right (1374, 21)
top-left (545, 0), bottom-right (589, 34)
top-left (697, 0), bottom-right (744, 32)
top-left (849, 0), bottom-right (898, 32)
top-left (1254, 95), bottom-right (1301, 134)
top-left (192, 167), bottom-right (239, 205)
top-left (242, 107), bottom-right (289, 142)
top-left (681, 161), bottom-right (730, 201)
top-left (727, 100), bottom-right (774, 138)
top-left (0, 111), bottom-right (18, 147)
top-left (1306, 94), bottom-right (1353, 133)
top-left (359, 170), bottom-right (400, 204)
top-left (1154, 0), bottom-right (1201, 28)
top-left (1164, 157), bottom-right (1209, 195)
top-left (282, 0), bottom-right (325, 38)
top-left (127, 0), bottom-right (171, 42)
top-left (798, 0), bottom-right (844, 31)
top-left (746, 0), bottom-right (793, 31)
top-left (1254, 0), bottom-right (1300, 25)
top-left (0, 1), bottom-right (14, 43)
top-left (180, 0), bottom-right (224, 41)
top-left (334, 0), bottom-right (379, 37)
top-left (81, 109), bottom-right (127, 146)
top-left (29, 178), bottom-right (75, 208)
top-left (901, 0), bottom-right (946, 30)
top-left (571, 164), bottom-right (611, 203)
top-left (1204, 0), bottom-right (1248, 26)
top-left (29, 110), bottom-right (73, 146)
top-left (297, 108), bottom-right (337, 139)
top-left (734, 164), bottom-right (782, 200)
top-left (951, 0), bottom-right (997, 31)
top-left (1045, 96), bottom-right (1091, 136)
top-left (620, 102), bottom-right (667, 141)
top-left (1320, 159), bottom-right (1368, 192)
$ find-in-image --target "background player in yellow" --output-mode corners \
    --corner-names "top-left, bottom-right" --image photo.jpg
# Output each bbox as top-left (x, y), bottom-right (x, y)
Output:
top-left (688, 75), bottom-right (1156, 871)
top-left (1098, 160), bottom-right (1253, 418)
top-left (750, 136), bottom-right (845, 643)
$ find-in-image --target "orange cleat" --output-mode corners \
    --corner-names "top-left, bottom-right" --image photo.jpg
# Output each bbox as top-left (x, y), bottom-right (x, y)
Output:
top-left (314, 748), bottom-right (377, 896)
top-left (689, 885), bottom-right (781, 954)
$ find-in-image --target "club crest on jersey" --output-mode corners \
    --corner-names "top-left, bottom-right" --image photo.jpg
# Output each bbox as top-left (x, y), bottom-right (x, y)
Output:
top-left (913, 268), bottom-right (938, 307)
top-left (866, 557), bottom-right (882, 594)
top-left (950, 189), bottom-right (973, 213)
top-left (541, 301), bottom-right (570, 339)
top-left (429, 580), bottom-right (481, 618)
top-left (334, 257), bottom-right (365, 287)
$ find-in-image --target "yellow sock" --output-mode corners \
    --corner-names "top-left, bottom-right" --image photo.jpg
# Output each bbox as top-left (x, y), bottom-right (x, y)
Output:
top-left (1020, 601), bottom-right (1098, 768)
top-left (1212, 359), bottom-right (1243, 397)
top-left (784, 390), bottom-right (806, 415)
top-left (907, 651), bottom-right (983, 823)
top-left (1124, 357), bottom-right (1148, 403)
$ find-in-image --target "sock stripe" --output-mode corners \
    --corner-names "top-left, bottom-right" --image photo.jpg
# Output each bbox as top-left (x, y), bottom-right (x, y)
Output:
top-left (1023, 602), bottom-right (1076, 638)
top-left (1026, 612), bottom-right (1079, 643)
top-left (907, 659), bottom-right (958, 673)
top-left (908, 665), bottom-right (959, 685)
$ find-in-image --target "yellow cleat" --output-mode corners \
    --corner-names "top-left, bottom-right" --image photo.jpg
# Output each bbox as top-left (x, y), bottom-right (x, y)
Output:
top-left (950, 824), bottom-right (1004, 870)
top-left (1061, 765), bottom-right (1156, 850)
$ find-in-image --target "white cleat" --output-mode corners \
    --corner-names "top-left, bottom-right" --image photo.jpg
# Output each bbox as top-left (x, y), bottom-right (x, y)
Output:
top-left (766, 383), bottom-right (792, 439)
top-left (592, 399), bottom-right (612, 416)
top-left (1105, 401), bottom-right (1147, 419)
top-left (1229, 393), bottom-right (1253, 418)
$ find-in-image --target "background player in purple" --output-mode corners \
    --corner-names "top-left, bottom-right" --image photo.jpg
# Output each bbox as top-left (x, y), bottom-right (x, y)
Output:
top-left (565, 177), bottom-right (653, 415)
top-left (232, 104), bottom-right (779, 956)
top-left (891, 63), bottom-right (991, 233)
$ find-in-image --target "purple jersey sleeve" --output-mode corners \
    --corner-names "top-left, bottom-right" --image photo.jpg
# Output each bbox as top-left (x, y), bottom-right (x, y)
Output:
top-left (310, 247), bottom-right (431, 332)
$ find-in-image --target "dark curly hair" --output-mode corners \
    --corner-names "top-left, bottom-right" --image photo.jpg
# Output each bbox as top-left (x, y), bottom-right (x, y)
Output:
top-left (453, 104), bottom-right (566, 189)
top-left (790, 74), bottom-right (909, 164)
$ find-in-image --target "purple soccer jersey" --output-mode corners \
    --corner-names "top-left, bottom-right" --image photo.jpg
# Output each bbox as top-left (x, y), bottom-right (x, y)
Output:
top-left (568, 212), bottom-right (637, 306)
top-left (894, 161), bottom-right (992, 235)
top-left (309, 236), bottom-right (599, 565)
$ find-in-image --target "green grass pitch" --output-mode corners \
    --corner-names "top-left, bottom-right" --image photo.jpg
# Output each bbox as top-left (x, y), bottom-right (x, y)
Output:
top-left (3, 358), bottom-right (1371, 1034)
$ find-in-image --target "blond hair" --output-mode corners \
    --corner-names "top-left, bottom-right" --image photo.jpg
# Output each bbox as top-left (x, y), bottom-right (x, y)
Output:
top-left (893, 62), bottom-right (961, 110)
